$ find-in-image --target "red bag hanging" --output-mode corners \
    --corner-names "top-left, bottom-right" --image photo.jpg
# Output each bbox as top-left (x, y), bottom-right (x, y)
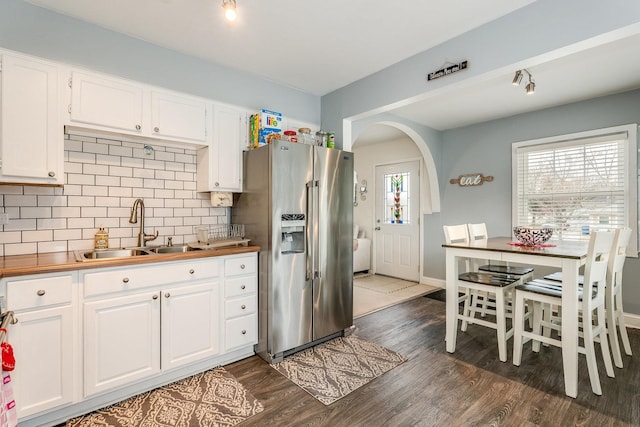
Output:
top-left (0, 328), bottom-right (14, 372)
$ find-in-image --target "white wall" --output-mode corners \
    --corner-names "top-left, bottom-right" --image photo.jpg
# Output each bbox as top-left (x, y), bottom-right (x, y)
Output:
top-left (352, 134), bottom-right (422, 244)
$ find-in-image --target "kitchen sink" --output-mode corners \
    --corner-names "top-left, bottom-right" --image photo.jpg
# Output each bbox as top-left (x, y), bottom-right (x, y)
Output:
top-left (74, 248), bottom-right (154, 262)
top-left (148, 244), bottom-right (198, 254)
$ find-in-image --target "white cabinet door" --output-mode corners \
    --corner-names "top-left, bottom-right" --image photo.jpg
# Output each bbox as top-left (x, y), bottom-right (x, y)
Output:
top-left (0, 54), bottom-right (63, 185)
top-left (151, 91), bottom-right (207, 143)
top-left (161, 281), bottom-right (221, 370)
top-left (70, 71), bottom-right (143, 134)
top-left (197, 104), bottom-right (244, 192)
top-left (10, 305), bottom-right (74, 418)
top-left (83, 290), bottom-right (160, 397)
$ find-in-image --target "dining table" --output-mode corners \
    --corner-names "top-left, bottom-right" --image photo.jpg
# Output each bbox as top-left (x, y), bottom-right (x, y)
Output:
top-left (443, 236), bottom-right (589, 398)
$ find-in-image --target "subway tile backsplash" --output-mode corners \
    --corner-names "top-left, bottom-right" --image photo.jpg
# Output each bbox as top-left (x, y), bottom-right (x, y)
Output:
top-left (0, 132), bottom-right (226, 256)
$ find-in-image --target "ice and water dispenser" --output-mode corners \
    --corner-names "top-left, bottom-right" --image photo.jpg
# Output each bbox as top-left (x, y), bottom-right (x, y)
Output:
top-left (280, 214), bottom-right (305, 254)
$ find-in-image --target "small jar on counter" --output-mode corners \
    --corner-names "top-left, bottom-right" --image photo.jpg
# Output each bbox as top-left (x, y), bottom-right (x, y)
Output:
top-left (298, 128), bottom-right (313, 145)
top-left (283, 130), bottom-right (298, 142)
top-left (315, 131), bottom-right (327, 147)
top-left (94, 228), bottom-right (109, 249)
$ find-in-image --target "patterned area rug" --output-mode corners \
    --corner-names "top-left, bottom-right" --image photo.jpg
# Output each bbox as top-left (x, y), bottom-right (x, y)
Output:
top-left (271, 335), bottom-right (407, 405)
top-left (66, 367), bottom-right (263, 427)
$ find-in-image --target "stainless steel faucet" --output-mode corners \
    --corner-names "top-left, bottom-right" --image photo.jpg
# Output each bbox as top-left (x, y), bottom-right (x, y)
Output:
top-left (129, 198), bottom-right (159, 247)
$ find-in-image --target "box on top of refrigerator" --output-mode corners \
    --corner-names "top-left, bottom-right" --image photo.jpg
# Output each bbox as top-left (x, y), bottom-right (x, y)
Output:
top-left (260, 109), bottom-right (282, 130)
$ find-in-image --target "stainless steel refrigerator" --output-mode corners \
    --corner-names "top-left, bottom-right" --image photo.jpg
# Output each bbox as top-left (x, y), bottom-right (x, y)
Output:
top-left (232, 140), bottom-right (354, 363)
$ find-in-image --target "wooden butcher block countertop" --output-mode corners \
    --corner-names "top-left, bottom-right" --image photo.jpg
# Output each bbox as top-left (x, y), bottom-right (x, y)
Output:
top-left (0, 245), bottom-right (260, 278)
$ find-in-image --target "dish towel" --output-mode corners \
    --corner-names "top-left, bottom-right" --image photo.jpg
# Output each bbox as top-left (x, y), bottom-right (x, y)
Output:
top-left (0, 348), bottom-right (17, 427)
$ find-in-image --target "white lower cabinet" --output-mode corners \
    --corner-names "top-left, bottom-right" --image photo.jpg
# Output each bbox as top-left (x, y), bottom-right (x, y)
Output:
top-left (160, 281), bottom-right (220, 370)
top-left (82, 259), bottom-right (221, 397)
top-left (7, 252), bottom-right (257, 427)
top-left (224, 255), bottom-right (258, 351)
top-left (83, 290), bottom-right (161, 396)
top-left (2, 273), bottom-right (76, 419)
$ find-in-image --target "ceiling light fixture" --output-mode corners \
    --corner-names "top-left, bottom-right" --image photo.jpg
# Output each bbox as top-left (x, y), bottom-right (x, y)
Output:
top-left (222, 0), bottom-right (237, 21)
top-left (512, 69), bottom-right (535, 95)
top-left (512, 70), bottom-right (523, 86)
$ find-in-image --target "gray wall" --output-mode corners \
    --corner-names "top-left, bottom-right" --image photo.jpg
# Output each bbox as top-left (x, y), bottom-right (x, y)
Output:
top-left (0, 0), bottom-right (320, 124)
top-left (322, 0), bottom-right (640, 146)
top-left (438, 89), bottom-right (640, 314)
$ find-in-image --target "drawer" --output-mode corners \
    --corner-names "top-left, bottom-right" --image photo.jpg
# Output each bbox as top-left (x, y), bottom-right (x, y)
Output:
top-left (225, 276), bottom-right (257, 298)
top-left (225, 295), bottom-right (256, 319)
top-left (7, 274), bottom-right (73, 311)
top-left (83, 258), bottom-right (220, 297)
top-left (225, 255), bottom-right (256, 277)
top-left (225, 314), bottom-right (257, 350)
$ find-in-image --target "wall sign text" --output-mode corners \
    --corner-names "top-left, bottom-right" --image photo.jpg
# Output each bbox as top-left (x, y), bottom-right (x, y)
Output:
top-left (450, 173), bottom-right (494, 187)
top-left (427, 60), bottom-right (468, 81)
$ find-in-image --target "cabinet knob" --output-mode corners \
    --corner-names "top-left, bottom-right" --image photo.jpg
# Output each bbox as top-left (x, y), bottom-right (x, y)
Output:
top-left (189, 269), bottom-right (195, 274)
top-left (152, 294), bottom-right (158, 300)
top-left (241, 330), bottom-right (247, 335)
top-left (48, 171), bottom-right (55, 177)
top-left (36, 289), bottom-right (46, 296)
top-left (214, 182), bottom-right (220, 187)
top-left (240, 264), bottom-right (245, 269)
top-left (241, 304), bottom-right (246, 310)
top-left (165, 292), bottom-right (170, 298)
top-left (240, 284), bottom-right (246, 290)
top-left (123, 277), bottom-right (130, 284)
top-left (154, 127), bottom-right (159, 133)
top-left (136, 124), bottom-right (141, 130)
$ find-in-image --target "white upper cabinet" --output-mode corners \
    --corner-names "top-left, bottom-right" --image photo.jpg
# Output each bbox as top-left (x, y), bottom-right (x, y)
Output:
top-left (0, 54), bottom-right (63, 185)
top-left (69, 71), bottom-right (143, 133)
top-left (151, 90), bottom-right (207, 143)
top-left (197, 103), bottom-right (247, 192)
top-left (68, 71), bottom-right (208, 144)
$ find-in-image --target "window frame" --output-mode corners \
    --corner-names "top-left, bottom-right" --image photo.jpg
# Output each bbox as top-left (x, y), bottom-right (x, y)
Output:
top-left (511, 124), bottom-right (638, 256)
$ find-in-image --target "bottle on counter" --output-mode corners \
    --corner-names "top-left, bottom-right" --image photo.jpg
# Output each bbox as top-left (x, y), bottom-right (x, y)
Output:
top-left (94, 228), bottom-right (109, 249)
top-left (326, 132), bottom-right (335, 148)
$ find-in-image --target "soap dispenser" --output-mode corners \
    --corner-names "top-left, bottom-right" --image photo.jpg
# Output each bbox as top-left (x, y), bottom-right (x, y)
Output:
top-left (95, 228), bottom-right (109, 250)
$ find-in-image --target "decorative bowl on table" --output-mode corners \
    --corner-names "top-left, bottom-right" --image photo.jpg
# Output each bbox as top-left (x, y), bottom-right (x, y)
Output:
top-left (513, 226), bottom-right (553, 246)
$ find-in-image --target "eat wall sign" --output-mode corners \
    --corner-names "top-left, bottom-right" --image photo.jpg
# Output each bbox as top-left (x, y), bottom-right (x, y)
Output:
top-left (450, 173), bottom-right (494, 187)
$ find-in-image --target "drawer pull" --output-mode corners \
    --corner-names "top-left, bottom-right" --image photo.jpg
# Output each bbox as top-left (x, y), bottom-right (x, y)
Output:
top-left (152, 295), bottom-right (158, 300)
top-left (165, 292), bottom-right (171, 298)
top-left (241, 304), bottom-right (246, 310)
top-left (240, 285), bottom-right (246, 290)
top-left (36, 289), bottom-right (46, 296)
top-left (123, 277), bottom-right (130, 284)
top-left (240, 264), bottom-right (245, 269)
top-left (189, 269), bottom-right (195, 274)
top-left (241, 330), bottom-right (246, 335)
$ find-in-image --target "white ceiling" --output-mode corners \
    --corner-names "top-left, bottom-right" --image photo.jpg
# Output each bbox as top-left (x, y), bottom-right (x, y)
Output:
top-left (22, 0), bottom-right (640, 140)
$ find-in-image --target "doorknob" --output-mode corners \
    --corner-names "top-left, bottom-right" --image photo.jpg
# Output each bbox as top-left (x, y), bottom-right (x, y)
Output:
top-left (375, 227), bottom-right (381, 231)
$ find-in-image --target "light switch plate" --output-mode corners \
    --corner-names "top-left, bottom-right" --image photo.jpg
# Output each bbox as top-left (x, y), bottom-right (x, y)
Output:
top-left (0, 213), bottom-right (9, 225)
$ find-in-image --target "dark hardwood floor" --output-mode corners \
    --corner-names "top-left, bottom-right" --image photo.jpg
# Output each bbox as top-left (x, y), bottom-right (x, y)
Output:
top-left (226, 296), bottom-right (640, 426)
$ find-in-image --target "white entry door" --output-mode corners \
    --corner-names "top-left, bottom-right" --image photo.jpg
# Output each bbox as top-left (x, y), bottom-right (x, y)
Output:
top-left (374, 160), bottom-right (420, 281)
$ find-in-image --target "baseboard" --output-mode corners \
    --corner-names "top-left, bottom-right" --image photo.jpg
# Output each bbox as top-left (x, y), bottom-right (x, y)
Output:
top-left (420, 276), bottom-right (444, 289)
top-left (624, 312), bottom-right (640, 329)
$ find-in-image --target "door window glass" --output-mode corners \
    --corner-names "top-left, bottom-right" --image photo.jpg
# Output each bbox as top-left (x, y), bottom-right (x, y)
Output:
top-left (384, 172), bottom-right (410, 224)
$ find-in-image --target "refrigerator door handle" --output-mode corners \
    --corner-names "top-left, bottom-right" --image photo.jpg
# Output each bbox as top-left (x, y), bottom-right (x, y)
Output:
top-left (305, 180), bottom-right (314, 281)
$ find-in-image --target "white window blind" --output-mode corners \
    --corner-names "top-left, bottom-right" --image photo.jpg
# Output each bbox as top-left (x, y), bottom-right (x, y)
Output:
top-left (512, 124), bottom-right (638, 255)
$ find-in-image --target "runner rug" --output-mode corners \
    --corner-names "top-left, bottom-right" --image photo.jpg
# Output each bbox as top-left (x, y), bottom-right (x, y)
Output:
top-left (66, 367), bottom-right (263, 427)
top-left (271, 335), bottom-right (407, 405)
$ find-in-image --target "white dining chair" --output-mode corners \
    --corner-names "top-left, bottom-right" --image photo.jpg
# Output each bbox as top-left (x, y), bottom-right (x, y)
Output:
top-left (512, 230), bottom-right (616, 396)
top-left (443, 224), bottom-right (521, 362)
top-left (466, 223), bottom-right (535, 318)
top-left (606, 227), bottom-right (632, 368)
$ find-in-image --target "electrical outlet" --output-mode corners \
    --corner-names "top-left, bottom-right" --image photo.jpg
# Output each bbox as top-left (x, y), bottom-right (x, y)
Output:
top-left (0, 213), bottom-right (9, 225)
